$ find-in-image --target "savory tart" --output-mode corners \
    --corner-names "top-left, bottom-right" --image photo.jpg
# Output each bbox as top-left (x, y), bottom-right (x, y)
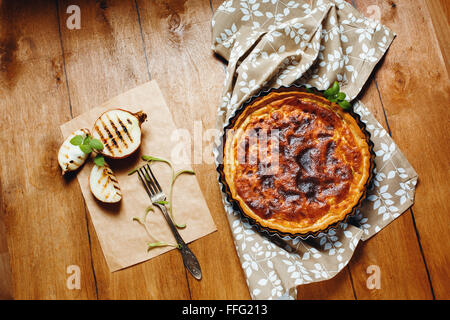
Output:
top-left (223, 90), bottom-right (372, 236)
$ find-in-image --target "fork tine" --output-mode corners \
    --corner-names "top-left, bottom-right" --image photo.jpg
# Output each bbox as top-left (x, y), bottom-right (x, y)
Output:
top-left (142, 165), bottom-right (159, 195)
top-left (137, 168), bottom-right (155, 196)
top-left (137, 169), bottom-right (151, 194)
top-left (145, 164), bottom-right (162, 193)
top-left (143, 165), bottom-right (157, 193)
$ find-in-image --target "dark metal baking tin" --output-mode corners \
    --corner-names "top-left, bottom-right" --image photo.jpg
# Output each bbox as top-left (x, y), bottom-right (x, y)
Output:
top-left (216, 84), bottom-right (376, 241)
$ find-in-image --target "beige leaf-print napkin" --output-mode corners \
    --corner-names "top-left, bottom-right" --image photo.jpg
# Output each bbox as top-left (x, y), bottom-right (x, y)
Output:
top-left (212, 0), bottom-right (418, 300)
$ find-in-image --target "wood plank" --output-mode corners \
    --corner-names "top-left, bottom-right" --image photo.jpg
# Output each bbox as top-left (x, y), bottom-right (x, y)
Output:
top-left (294, 72), bottom-right (432, 299)
top-left (0, 219), bottom-right (13, 299)
top-left (348, 215), bottom-right (433, 299)
top-left (297, 268), bottom-right (355, 300)
top-left (0, 0), bottom-right (96, 299)
top-left (425, 0), bottom-right (449, 74)
top-left (354, 0), bottom-right (449, 299)
top-left (136, 0), bottom-right (250, 299)
top-left (296, 67), bottom-right (433, 300)
top-left (350, 78), bottom-right (433, 299)
top-left (57, 0), bottom-right (191, 299)
top-left (346, 16), bottom-right (433, 298)
top-left (3, 0), bottom-right (444, 300)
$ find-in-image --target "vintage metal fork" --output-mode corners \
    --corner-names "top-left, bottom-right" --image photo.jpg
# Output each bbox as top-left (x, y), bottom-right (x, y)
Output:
top-left (137, 164), bottom-right (202, 280)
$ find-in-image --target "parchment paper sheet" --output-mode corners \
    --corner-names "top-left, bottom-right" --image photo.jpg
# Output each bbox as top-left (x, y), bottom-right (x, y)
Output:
top-left (61, 81), bottom-right (217, 272)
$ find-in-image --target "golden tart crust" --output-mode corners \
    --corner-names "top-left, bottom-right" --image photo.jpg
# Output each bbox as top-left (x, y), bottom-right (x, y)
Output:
top-left (223, 91), bottom-right (372, 235)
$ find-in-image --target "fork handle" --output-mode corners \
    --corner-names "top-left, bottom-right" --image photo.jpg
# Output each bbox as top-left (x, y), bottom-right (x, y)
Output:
top-left (155, 204), bottom-right (202, 280)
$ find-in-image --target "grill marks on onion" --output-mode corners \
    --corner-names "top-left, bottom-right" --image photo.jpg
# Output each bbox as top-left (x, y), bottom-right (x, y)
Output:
top-left (100, 117), bottom-right (121, 154)
top-left (107, 113), bottom-right (128, 151)
top-left (89, 163), bottom-right (122, 203)
top-left (117, 116), bottom-right (133, 143)
top-left (59, 109), bottom-right (147, 204)
top-left (57, 128), bottom-right (91, 175)
top-left (100, 166), bottom-right (121, 194)
top-left (94, 124), bottom-right (114, 154)
top-left (92, 109), bottom-right (147, 159)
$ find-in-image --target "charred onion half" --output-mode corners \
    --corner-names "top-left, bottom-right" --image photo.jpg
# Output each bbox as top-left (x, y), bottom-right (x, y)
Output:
top-left (92, 109), bottom-right (147, 159)
top-left (89, 163), bottom-right (122, 203)
top-left (58, 128), bottom-right (91, 175)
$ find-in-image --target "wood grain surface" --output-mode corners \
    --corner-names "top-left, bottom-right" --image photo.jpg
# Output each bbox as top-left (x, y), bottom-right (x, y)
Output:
top-left (0, 0), bottom-right (448, 300)
top-left (0, 219), bottom-right (13, 299)
top-left (354, 0), bottom-right (449, 299)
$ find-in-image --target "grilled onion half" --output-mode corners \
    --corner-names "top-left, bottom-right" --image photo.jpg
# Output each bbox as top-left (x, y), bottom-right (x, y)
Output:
top-left (92, 109), bottom-right (147, 159)
top-left (89, 163), bottom-right (122, 203)
top-left (58, 128), bottom-right (91, 175)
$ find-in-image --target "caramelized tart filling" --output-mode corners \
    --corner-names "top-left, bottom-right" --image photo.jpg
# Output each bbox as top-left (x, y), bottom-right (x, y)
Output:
top-left (232, 96), bottom-right (365, 227)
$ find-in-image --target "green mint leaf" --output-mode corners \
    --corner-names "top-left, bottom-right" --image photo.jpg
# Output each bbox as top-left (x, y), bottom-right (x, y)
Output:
top-left (93, 154), bottom-right (105, 167)
top-left (79, 144), bottom-right (92, 154)
top-left (330, 81), bottom-right (340, 95)
top-left (337, 92), bottom-right (346, 101)
top-left (338, 100), bottom-right (352, 110)
top-left (70, 135), bottom-right (84, 146)
top-left (324, 81), bottom-right (340, 97)
top-left (323, 88), bottom-right (332, 98)
top-left (89, 138), bottom-right (104, 151)
top-left (83, 135), bottom-right (92, 145)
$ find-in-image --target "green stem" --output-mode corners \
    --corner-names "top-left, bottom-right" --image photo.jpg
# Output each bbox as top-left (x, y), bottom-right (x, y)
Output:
top-left (133, 208), bottom-right (180, 252)
top-left (147, 241), bottom-right (181, 251)
top-left (130, 155), bottom-right (194, 229)
top-left (142, 156), bottom-right (188, 229)
top-left (168, 170), bottom-right (195, 229)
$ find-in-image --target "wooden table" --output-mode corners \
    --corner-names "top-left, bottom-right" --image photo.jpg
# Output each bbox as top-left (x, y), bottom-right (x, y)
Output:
top-left (0, 0), bottom-right (448, 300)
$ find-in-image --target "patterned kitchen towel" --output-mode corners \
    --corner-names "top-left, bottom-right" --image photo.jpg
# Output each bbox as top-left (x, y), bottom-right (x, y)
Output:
top-left (212, 0), bottom-right (418, 299)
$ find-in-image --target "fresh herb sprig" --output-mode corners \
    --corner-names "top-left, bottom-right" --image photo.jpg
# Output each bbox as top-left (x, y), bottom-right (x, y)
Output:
top-left (323, 81), bottom-right (351, 110)
top-left (129, 155), bottom-right (195, 229)
top-left (132, 207), bottom-right (181, 251)
top-left (70, 134), bottom-right (105, 166)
